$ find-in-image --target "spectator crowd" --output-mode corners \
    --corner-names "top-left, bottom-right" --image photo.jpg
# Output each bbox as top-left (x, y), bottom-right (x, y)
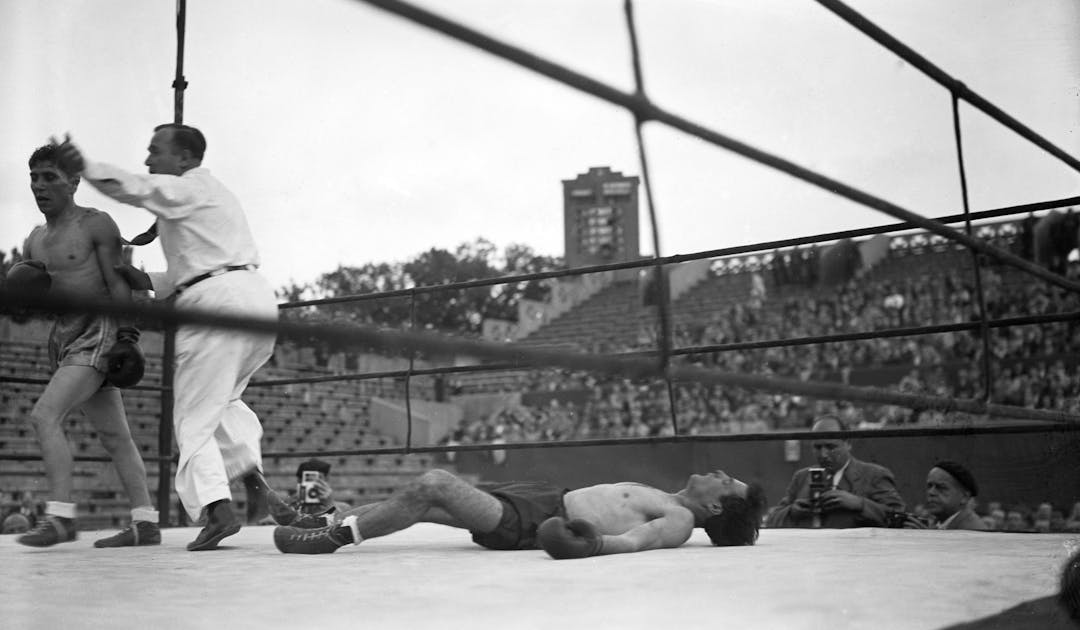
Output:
top-left (444, 230), bottom-right (1080, 445)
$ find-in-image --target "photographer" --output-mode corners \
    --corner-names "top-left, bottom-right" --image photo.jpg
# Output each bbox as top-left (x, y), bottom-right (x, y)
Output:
top-left (263, 459), bottom-right (352, 526)
top-left (766, 415), bottom-right (905, 528)
top-left (899, 461), bottom-right (987, 530)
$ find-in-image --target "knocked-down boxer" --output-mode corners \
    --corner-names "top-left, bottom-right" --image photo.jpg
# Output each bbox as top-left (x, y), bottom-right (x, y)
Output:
top-left (271, 468), bottom-right (766, 558)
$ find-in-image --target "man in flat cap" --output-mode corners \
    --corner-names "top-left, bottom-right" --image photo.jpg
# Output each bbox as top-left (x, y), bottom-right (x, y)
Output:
top-left (904, 460), bottom-right (987, 530)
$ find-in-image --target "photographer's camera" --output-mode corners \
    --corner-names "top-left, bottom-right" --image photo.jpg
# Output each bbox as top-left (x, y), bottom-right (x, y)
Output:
top-left (300, 471), bottom-right (322, 505)
top-left (808, 467), bottom-right (829, 528)
top-left (886, 511), bottom-right (930, 528)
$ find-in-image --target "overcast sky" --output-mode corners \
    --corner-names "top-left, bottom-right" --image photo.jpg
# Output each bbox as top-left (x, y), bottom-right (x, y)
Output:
top-left (2, 0), bottom-right (1077, 292)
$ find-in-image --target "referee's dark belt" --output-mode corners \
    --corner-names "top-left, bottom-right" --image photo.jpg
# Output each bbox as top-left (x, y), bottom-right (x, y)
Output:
top-left (175, 264), bottom-right (257, 294)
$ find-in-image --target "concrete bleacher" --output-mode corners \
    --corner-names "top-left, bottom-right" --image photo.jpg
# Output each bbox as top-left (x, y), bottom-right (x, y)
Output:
top-left (516, 230), bottom-right (1012, 355)
top-left (513, 267), bottom-right (761, 353)
top-left (516, 280), bottom-right (650, 351)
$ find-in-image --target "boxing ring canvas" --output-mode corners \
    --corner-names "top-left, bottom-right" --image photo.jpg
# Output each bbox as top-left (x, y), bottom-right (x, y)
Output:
top-left (2, 524), bottom-right (1074, 630)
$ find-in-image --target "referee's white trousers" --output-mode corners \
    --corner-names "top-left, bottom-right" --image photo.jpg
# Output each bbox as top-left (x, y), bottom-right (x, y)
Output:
top-left (172, 270), bottom-right (277, 522)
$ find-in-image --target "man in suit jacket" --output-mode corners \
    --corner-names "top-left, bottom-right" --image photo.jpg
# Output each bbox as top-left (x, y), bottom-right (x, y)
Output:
top-left (902, 460), bottom-right (988, 531)
top-left (767, 415), bottom-right (904, 528)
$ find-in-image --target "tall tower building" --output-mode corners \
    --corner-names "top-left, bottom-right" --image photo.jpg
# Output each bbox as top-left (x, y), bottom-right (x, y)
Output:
top-left (562, 166), bottom-right (640, 269)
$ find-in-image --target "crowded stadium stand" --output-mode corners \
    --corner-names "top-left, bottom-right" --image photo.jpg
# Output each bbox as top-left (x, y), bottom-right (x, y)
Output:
top-left (448, 219), bottom-right (1045, 429)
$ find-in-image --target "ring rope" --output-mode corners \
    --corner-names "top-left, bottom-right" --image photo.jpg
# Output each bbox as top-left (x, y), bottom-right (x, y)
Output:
top-left (4, 291), bottom-right (1076, 424)
top-left (6, 310), bottom-right (1077, 399)
top-left (258, 420), bottom-right (1080, 460)
top-left (6, 420), bottom-right (1080, 465)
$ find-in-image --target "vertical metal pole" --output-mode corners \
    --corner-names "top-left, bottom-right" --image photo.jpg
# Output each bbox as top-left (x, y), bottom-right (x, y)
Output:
top-left (158, 334), bottom-right (176, 526)
top-left (157, 0), bottom-right (188, 527)
top-left (403, 291), bottom-right (416, 452)
top-left (624, 0), bottom-right (679, 435)
top-left (173, 0), bottom-right (189, 124)
top-left (951, 92), bottom-right (994, 402)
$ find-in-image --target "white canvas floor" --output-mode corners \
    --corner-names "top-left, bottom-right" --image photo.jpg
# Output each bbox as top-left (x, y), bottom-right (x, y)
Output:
top-left (2, 524), bottom-right (1076, 630)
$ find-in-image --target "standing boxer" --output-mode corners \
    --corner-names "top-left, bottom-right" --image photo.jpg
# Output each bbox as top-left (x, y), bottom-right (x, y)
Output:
top-left (12, 144), bottom-right (158, 548)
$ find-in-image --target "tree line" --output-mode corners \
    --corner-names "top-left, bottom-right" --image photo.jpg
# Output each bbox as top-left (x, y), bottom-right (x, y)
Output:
top-left (277, 238), bottom-right (563, 337)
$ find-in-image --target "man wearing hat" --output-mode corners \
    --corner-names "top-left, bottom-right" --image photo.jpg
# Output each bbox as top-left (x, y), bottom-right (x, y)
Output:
top-left (264, 459), bottom-right (352, 526)
top-left (905, 460), bottom-right (987, 530)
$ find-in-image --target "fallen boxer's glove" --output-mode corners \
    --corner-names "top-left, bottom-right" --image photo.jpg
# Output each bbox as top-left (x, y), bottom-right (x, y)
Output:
top-left (537, 516), bottom-right (604, 560)
top-left (105, 327), bottom-right (145, 388)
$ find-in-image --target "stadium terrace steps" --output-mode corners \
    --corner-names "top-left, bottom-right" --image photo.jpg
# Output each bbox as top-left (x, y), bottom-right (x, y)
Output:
top-left (514, 244), bottom-right (986, 356)
top-left (0, 341), bottom-right (451, 529)
top-left (516, 272), bottom-right (756, 352)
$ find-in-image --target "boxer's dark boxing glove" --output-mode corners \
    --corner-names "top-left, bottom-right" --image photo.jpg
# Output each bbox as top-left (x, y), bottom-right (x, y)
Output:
top-left (6, 260), bottom-right (51, 293)
top-left (105, 327), bottom-right (145, 388)
top-left (4, 260), bottom-right (51, 323)
top-left (538, 516), bottom-right (604, 560)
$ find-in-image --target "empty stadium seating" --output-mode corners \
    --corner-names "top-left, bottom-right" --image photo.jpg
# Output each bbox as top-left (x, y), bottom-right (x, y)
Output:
top-left (0, 339), bottom-right (461, 528)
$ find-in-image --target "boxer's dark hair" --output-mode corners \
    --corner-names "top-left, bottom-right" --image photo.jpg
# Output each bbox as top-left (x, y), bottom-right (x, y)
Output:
top-left (29, 144), bottom-right (79, 178)
top-left (704, 482), bottom-right (767, 546)
top-left (154, 123), bottom-right (207, 159)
